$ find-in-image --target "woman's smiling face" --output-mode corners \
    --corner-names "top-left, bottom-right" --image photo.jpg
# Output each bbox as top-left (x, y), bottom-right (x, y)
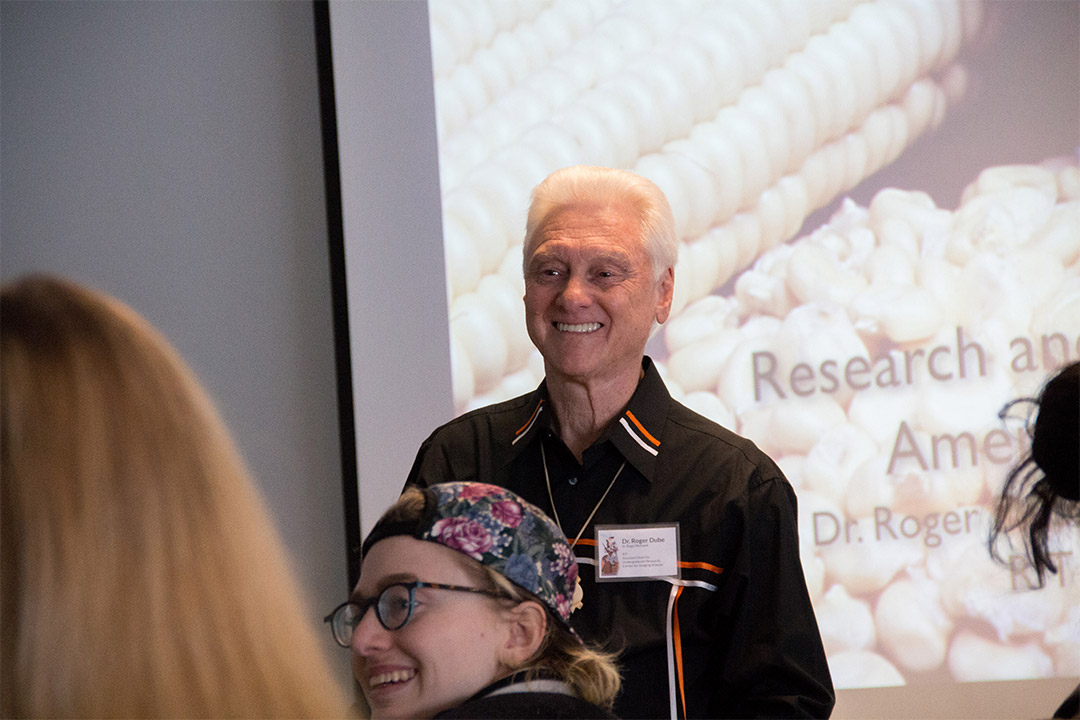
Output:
top-left (351, 536), bottom-right (513, 719)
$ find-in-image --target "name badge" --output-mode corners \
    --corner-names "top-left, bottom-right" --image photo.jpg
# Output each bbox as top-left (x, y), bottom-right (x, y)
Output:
top-left (594, 523), bottom-right (680, 582)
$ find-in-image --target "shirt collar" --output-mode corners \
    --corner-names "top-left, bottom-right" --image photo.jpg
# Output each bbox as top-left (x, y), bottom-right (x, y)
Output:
top-left (484, 677), bottom-right (576, 698)
top-left (463, 672), bottom-right (575, 703)
top-left (503, 357), bottom-right (670, 483)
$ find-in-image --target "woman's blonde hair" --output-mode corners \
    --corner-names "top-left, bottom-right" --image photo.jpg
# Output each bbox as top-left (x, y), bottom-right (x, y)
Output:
top-left (0, 274), bottom-right (347, 718)
top-left (483, 567), bottom-right (622, 710)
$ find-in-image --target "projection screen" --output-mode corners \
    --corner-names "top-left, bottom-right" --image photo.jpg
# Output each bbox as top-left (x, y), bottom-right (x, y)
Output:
top-left (324, 1), bottom-right (1079, 717)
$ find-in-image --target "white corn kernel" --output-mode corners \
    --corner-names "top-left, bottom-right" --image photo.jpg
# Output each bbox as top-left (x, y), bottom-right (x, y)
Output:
top-left (875, 577), bottom-right (953, 672)
top-left (827, 650), bottom-right (906, 688)
top-left (817, 584), bottom-right (877, 654)
top-left (948, 632), bottom-right (1053, 682)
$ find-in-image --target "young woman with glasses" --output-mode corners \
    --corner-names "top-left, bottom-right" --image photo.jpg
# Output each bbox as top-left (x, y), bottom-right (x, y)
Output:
top-left (325, 482), bottom-right (621, 719)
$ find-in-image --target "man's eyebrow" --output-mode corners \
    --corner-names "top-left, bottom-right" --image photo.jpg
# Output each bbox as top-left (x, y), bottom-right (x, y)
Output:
top-left (527, 250), bottom-right (560, 264)
top-left (350, 573), bottom-right (419, 602)
top-left (531, 247), bottom-right (634, 263)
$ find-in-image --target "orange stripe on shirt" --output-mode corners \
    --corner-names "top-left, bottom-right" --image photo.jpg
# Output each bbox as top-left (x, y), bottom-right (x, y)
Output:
top-left (515, 401), bottom-right (544, 437)
top-left (679, 561), bottom-right (723, 575)
top-left (673, 585), bottom-right (687, 719)
top-left (625, 410), bottom-right (660, 447)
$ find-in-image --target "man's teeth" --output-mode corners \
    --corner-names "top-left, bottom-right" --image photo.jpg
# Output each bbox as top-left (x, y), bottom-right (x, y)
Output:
top-left (370, 669), bottom-right (416, 687)
top-left (556, 322), bottom-right (601, 333)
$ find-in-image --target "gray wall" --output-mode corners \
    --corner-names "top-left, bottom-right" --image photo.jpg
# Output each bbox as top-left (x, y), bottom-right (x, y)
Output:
top-left (0, 0), bottom-right (352, 689)
top-left (328, 0), bottom-right (454, 544)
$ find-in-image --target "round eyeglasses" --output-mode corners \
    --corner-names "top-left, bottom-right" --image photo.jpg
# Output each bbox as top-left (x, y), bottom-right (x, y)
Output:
top-left (324, 581), bottom-right (506, 647)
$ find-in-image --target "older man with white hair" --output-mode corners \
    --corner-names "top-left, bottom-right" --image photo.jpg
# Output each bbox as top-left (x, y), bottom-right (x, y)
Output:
top-left (406, 165), bottom-right (834, 719)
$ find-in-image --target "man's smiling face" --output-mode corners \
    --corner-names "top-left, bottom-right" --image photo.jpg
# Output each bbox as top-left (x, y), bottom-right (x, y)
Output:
top-left (523, 200), bottom-right (673, 387)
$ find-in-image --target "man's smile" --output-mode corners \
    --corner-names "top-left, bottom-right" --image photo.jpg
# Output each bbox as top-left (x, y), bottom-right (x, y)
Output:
top-left (555, 322), bottom-right (602, 333)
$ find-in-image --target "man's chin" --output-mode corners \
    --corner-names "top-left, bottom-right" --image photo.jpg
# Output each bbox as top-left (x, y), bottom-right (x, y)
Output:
top-left (543, 356), bottom-right (599, 382)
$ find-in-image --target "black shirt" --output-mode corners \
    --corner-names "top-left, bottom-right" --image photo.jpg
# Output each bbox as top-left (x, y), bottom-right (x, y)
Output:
top-left (435, 676), bottom-right (617, 720)
top-left (407, 358), bottom-right (834, 719)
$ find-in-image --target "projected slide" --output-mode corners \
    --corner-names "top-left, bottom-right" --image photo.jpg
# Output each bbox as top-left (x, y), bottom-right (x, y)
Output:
top-left (425, 0), bottom-right (1079, 692)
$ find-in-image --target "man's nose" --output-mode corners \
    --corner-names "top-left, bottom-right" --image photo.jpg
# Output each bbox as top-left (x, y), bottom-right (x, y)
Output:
top-left (558, 273), bottom-right (592, 306)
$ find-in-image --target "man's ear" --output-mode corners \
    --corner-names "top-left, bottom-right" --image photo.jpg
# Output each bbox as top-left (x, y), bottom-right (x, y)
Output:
top-left (655, 267), bottom-right (674, 325)
top-left (499, 600), bottom-right (548, 668)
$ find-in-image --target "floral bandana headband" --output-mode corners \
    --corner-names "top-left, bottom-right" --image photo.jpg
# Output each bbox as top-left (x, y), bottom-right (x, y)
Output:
top-left (362, 482), bottom-right (583, 633)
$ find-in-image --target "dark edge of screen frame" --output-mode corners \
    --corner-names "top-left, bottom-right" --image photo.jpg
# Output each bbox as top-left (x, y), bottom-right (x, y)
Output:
top-left (312, 0), bottom-right (362, 594)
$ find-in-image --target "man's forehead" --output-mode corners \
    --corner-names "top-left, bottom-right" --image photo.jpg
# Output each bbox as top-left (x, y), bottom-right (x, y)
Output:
top-left (529, 237), bottom-right (638, 262)
top-left (538, 199), bottom-right (638, 233)
top-left (532, 202), bottom-right (645, 253)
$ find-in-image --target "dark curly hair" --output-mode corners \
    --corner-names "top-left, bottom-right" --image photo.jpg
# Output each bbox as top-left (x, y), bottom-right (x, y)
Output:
top-left (989, 362), bottom-right (1080, 587)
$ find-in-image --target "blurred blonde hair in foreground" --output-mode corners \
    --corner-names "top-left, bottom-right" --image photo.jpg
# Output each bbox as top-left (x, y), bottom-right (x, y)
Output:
top-left (0, 274), bottom-right (347, 718)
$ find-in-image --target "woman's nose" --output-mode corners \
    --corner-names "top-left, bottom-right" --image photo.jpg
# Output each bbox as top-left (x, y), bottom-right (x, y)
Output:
top-left (351, 605), bottom-right (391, 655)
